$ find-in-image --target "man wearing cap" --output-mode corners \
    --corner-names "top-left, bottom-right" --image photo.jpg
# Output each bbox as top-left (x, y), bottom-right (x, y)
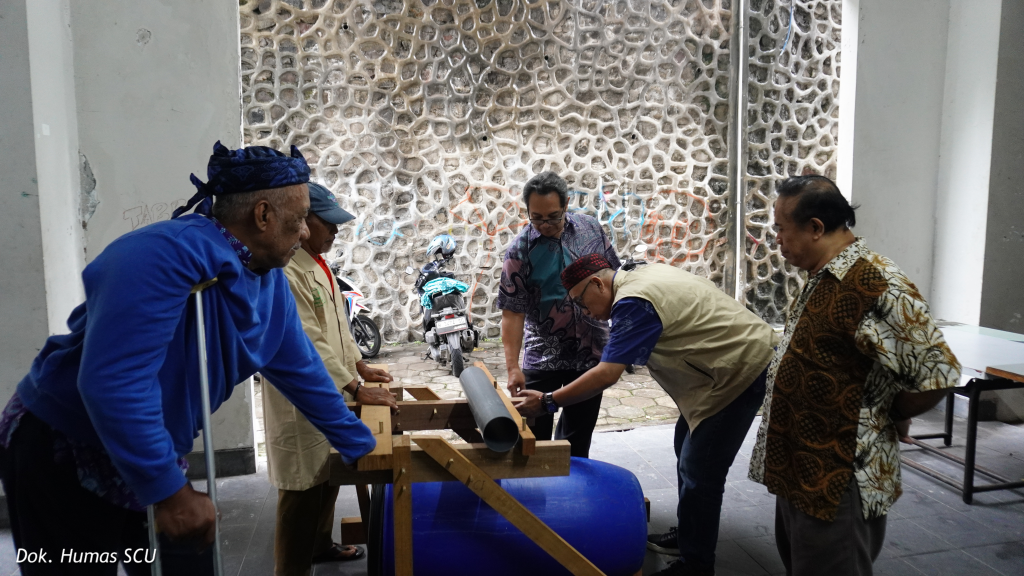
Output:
top-left (0, 142), bottom-right (377, 575)
top-left (515, 254), bottom-right (777, 576)
top-left (263, 182), bottom-right (396, 574)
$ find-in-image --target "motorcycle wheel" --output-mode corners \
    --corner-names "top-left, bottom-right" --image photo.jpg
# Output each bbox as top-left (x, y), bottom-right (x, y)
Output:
top-left (448, 333), bottom-right (464, 377)
top-left (353, 315), bottom-right (382, 358)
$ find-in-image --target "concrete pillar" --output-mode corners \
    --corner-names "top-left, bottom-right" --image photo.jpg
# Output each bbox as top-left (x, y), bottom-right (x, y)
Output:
top-left (979, 0), bottom-right (1024, 423)
top-left (981, 0), bottom-right (1024, 334)
top-left (66, 0), bottom-right (252, 474)
top-left (846, 0), bottom-right (951, 298)
top-left (0, 0), bottom-right (51, 403)
top-left (931, 0), bottom-right (1003, 326)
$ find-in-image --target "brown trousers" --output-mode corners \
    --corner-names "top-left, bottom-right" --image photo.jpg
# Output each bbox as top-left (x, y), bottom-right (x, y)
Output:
top-left (775, 478), bottom-right (888, 576)
top-left (275, 481), bottom-right (339, 576)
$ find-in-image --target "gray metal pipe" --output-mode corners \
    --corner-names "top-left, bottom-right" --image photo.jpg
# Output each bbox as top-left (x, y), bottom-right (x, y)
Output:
top-left (458, 366), bottom-right (520, 453)
top-left (724, 0), bottom-right (750, 301)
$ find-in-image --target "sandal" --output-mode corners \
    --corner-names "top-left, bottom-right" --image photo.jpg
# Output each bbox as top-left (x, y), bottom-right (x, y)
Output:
top-left (311, 543), bottom-right (365, 563)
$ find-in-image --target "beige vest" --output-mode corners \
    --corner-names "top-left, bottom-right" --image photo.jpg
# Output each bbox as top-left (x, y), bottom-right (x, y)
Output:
top-left (613, 264), bottom-right (777, 431)
top-left (264, 248), bottom-right (361, 491)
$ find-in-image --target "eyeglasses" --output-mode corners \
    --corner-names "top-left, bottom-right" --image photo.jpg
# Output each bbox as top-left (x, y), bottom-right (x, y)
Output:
top-left (571, 280), bottom-right (594, 313)
top-left (529, 212), bottom-right (564, 226)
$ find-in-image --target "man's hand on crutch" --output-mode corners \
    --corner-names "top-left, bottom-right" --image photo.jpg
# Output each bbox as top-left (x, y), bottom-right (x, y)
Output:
top-left (155, 479), bottom-right (218, 546)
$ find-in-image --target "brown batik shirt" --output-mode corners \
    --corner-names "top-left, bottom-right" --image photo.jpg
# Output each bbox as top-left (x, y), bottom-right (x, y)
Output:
top-left (749, 239), bottom-right (961, 521)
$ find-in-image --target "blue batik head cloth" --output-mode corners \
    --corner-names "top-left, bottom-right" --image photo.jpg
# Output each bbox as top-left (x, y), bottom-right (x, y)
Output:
top-left (172, 141), bottom-right (311, 219)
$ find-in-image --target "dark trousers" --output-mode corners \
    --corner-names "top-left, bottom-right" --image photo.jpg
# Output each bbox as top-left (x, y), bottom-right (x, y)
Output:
top-left (673, 369), bottom-right (767, 570)
top-left (775, 478), bottom-right (887, 576)
top-left (0, 411), bottom-right (213, 576)
top-left (274, 482), bottom-right (339, 576)
top-left (523, 369), bottom-right (603, 458)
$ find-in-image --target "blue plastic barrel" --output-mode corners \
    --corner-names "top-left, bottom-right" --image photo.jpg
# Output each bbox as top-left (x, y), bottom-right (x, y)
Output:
top-left (379, 457), bottom-right (647, 576)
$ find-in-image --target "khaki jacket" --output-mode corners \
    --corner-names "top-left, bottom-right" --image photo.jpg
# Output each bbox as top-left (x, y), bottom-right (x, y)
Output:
top-left (264, 248), bottom-right (362, 491)
top-left (613, 264), bottom-right (778, 432)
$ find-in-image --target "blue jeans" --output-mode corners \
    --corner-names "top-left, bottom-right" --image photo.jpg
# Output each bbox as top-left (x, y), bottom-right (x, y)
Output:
top-left (674, 368), bottom-right (768, 569)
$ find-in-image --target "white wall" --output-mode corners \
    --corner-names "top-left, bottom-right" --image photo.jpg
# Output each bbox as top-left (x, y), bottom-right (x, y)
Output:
top-left (71, 0), bottom-right (243, 258)
top-left (848, 0), bottom-right (951, 298)
top-left (931, 0), bottom-right (1003, 325)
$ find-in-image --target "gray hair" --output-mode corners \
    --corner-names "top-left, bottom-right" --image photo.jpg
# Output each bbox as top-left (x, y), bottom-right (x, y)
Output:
top-left (211, 186), bottom-right (297, 224)
top-left (522, 171), bottom-right (568, 208)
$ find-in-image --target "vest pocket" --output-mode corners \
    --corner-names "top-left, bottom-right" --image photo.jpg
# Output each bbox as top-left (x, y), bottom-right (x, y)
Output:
top-left (684, 360), bottom-right (714, 383)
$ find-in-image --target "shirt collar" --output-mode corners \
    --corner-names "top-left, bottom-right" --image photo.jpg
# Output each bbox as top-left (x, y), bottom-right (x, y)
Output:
top-left (820, 237), bottom-right (867, 281)
top-left (527, 211), bottom-right (577, 242)
top-left (207, 216), bottom-right (253, 267)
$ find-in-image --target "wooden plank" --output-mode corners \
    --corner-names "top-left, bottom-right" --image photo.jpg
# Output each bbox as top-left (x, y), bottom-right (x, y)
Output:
top-left (357, 405), bottom-right (393, 471)
top-left (329, 440), bottom-right (571, 486)
top-left (474, 362), bottom-right (536, 455)
top-left (340, 517), bottom-right (366, 545)
top-left (347, 400), bottom-right (478, 432)
top-left (413, 436), bottom-right (605, 576)
top-left (404, 386), bottom-right (443, 401)
top-left (986, 363), bottom-right (1024, 384)
top-left (356, 484), bottom-right (371, 526)
top-left (393, 434), bottom-right (413, 576)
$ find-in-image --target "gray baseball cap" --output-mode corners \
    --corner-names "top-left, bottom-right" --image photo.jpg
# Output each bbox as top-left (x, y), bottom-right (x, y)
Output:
top-left (307, 182), bottom-right (355, 225)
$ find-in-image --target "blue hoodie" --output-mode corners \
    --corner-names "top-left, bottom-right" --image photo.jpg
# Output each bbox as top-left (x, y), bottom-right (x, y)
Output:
top-left (17, 214), bottom-right (375, 506)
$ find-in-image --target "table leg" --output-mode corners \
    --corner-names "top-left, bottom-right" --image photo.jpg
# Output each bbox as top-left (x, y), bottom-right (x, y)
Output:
top-left (943, 390), bottom-right (954, 447)
top-left (962, 384), bottom-right (980, 504)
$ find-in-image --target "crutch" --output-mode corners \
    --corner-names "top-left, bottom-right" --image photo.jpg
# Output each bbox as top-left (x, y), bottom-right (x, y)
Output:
top-left (147, 278), bottom-right (224, 576)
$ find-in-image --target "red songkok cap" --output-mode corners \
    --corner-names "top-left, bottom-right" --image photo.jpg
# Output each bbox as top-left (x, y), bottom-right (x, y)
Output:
top-left (560, 253), bottom-right (614, 290)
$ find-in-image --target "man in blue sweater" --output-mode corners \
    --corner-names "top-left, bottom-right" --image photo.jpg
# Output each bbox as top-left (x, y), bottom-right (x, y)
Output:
top-left (0, 142), bottom-right (377, 575)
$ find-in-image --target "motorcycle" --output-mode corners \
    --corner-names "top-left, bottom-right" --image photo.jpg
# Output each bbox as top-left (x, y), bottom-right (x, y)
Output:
top-left (620, 243), bottom-right (649, 272)
top-left (405, 235), bottom-right (479, 377)
top-left (330, 263), bottom-right (383, 358)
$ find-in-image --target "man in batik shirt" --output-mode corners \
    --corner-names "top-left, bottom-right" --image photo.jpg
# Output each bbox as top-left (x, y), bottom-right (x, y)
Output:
top-left (497, 172), bottom-right (620, 457)
top-left (748, 175), bottom-right (961, 576)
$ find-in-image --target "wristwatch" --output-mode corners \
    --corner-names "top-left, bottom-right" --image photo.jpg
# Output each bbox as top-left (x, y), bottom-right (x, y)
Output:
top-left (541, 392), bottom-right (559, 414)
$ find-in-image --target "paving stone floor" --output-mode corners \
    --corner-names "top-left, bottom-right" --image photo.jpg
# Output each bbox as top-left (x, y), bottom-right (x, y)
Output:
top-left (0, 342), bottom-right (1021, 575)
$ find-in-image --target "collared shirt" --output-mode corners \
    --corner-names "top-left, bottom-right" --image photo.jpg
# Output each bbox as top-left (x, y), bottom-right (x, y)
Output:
top-left (496, 212), bottom-right (620, 372)
top-left (749, 238), bottom-right (961, 521)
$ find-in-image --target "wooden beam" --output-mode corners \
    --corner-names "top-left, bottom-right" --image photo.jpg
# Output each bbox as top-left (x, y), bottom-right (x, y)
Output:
top-left (393, 434), bottom-right (413, 576)
top-left (340, 517), bottom-right (366, 545)
top-left (348, 400), bottom-right (478, 432)
top-left (404, 386), bottom-right (443, 401)
top-left (413, 436), bottom-right (605, 576)
top-left (474, 362), bottom-right (536, 455)
top-left (329, 440), bottom-right (571, 486)
top-left (357, 405), bottom-right (393, 471)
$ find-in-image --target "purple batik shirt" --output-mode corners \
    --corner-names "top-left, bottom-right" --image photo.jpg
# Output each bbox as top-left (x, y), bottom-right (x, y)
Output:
top-left (496, 213), bottom-right (620, 372)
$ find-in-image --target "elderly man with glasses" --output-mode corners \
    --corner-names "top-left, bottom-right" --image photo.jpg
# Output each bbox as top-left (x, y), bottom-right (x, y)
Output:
top-left (497, 172), bottom-right (620, 458)
top-left (515, 254), bottom-right (777, 576)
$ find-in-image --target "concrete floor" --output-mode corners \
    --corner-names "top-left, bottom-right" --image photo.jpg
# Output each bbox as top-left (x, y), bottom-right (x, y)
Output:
top-left (0, 371), bottom-right (1021, 575)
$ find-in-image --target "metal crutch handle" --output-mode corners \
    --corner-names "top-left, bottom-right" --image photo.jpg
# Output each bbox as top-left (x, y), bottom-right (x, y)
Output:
top-left (147, 279), bottom-right (223, 576)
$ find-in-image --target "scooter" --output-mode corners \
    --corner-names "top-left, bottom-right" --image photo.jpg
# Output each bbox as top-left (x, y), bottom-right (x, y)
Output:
top-left (330, 263), bottom-right (383, 358)
top-left (405, 240), bottom-right (479, 377)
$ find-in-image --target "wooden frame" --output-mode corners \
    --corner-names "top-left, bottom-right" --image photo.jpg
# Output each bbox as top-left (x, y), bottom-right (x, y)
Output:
top-left (330, 364), bottom-right (613, 576)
